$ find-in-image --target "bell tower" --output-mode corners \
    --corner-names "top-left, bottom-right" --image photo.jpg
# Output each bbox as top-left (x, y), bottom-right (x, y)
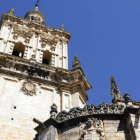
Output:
top-left (0, 4), bottom-right (69, 69)
top-left (0, 4), bottom-right (91, 140)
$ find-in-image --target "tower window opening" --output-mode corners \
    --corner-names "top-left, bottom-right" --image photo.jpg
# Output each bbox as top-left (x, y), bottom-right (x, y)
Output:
top-left (42, 59), bottom-right (49, 64)
top-left (42, 51), bottom-right (51, 65)
top-left (31, 16), bottom-right (34, 21)
top-left (12, 43), bottom-right (25, 58)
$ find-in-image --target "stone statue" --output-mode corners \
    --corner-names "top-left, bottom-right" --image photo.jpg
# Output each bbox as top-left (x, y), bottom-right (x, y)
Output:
top-left (79, 118), bottom-right (105, 140)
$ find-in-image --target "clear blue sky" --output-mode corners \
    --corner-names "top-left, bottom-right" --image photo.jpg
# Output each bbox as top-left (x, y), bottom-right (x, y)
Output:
top-left (1, 0), bottom-right (140, 105)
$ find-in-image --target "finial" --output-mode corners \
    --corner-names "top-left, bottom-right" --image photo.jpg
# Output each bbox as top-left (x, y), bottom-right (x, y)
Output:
top-left (123, 93), bottom-right (133, 107)
top-left (35, 0), bottom-right (40, 11)
top-left (72, 54), bottom-right (81, 69)
top-left (60, 24), bottom-right (66, 31)
top-left (74, 54), bottom-right (78, 61)
top-left (9, 8), bottom-right (15, 15)
top-left (110, 76), bottom-right (123, 102)
top-left (50, 104), bottom-right (58, 119)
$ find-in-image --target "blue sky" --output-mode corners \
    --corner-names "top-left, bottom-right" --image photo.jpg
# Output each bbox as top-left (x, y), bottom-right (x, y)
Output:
top-left (1, 0), bottom-right (140, 105)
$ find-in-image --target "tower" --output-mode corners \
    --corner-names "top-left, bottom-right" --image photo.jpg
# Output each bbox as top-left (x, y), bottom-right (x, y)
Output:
top-left (0, 4), bottom-right (91, 140)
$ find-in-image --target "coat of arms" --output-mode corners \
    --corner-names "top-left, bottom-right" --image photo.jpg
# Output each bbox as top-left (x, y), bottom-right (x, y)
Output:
top-left (21, 79), bottom-right (36, 96)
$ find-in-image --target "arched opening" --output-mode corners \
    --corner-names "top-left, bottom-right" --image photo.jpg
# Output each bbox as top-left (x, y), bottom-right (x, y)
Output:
top-left (42, 51), bottom-right (51, 65)
top-left (31, 16), bottom-right (34, 21)
top-left (12, 43), bottom-right (25, 58)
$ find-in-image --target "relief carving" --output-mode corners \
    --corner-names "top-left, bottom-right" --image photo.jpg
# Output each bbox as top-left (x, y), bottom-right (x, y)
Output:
top-left (13, 28), bottom-right (33, 41)
top-left (40, 38), bottom-right (57, 48)
top-left (21, 79), bottom-right (37, 96)
top-left (79, 118), bottom-right (105, 140)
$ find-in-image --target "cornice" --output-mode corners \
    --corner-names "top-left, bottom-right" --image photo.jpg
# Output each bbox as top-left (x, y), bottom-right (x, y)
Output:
top-left (1, 13), bottom-right (71, 42)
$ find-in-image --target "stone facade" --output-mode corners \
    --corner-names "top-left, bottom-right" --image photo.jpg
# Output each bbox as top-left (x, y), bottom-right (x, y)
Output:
top-left (0, 5), bottom-right (91, 140)
top-left (0, 3), bottom-right (140, 140)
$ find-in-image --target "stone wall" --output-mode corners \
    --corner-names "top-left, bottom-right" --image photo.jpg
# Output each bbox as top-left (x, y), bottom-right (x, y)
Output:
top-left (0, 75), bottom-right (60, 140)
top-left (104, 120), bottom-right (125, 140)
top-left (130, 114), bottom-right (140, 140)
top-left (0, 74), bottom-right (87, 140)
top-left (36, 119), bottom-right (127, 140)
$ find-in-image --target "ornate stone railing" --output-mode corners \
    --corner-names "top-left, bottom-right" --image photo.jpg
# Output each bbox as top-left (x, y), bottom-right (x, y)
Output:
top-left (55, 103), bottom-right (125, 122)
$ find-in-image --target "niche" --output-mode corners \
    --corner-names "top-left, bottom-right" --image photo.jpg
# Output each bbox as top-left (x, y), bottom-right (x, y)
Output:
top-left (12, 43), bottom-right (25, 58)
top-left (42, 51), bottom-right (51, 65)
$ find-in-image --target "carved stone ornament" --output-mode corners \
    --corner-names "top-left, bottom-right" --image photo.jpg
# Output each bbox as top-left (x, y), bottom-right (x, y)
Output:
top-left (13, 34), bottom-right (18, 40)
top-left (79, 118), bottom-right (105, 140)
top-left (25, 37), bottom-right (30, 43)
top-left (21, 79), bottom-right (36, 96)
top-left (55, 103), bottom-right (125, 122)
top-left (41, 41), bottom-right (46, 48)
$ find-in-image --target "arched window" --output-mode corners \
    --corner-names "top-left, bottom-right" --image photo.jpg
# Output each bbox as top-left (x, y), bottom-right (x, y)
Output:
top-left (12, 43), bottom-right (25, 58)
top-left (42, 51), bottom-right (51, 65)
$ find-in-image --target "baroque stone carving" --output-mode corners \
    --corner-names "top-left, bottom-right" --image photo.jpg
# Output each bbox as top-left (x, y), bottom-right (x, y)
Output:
top-left (79, 118), bottom-right (105, 140)
top-left (21, 79), bottom-right (36, 96)
top-left (55, 103), bottom-right (125, 122)
top-left (40, 38), bottom-right (57, 48)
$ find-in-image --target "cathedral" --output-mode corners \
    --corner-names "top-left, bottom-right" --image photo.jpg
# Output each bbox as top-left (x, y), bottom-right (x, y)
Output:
top-left (0, 3), bottom-right (140, 140)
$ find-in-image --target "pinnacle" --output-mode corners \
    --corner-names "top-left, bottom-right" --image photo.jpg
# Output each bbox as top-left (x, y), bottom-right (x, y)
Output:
top-left (74, 54), bottom-right (78, 61)
top-left (9, 8), bottom-right (15, 15)
top-left (110, 76), bottom-right (123, 102)
top-left (60, 24), bottom-right (66, 31)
